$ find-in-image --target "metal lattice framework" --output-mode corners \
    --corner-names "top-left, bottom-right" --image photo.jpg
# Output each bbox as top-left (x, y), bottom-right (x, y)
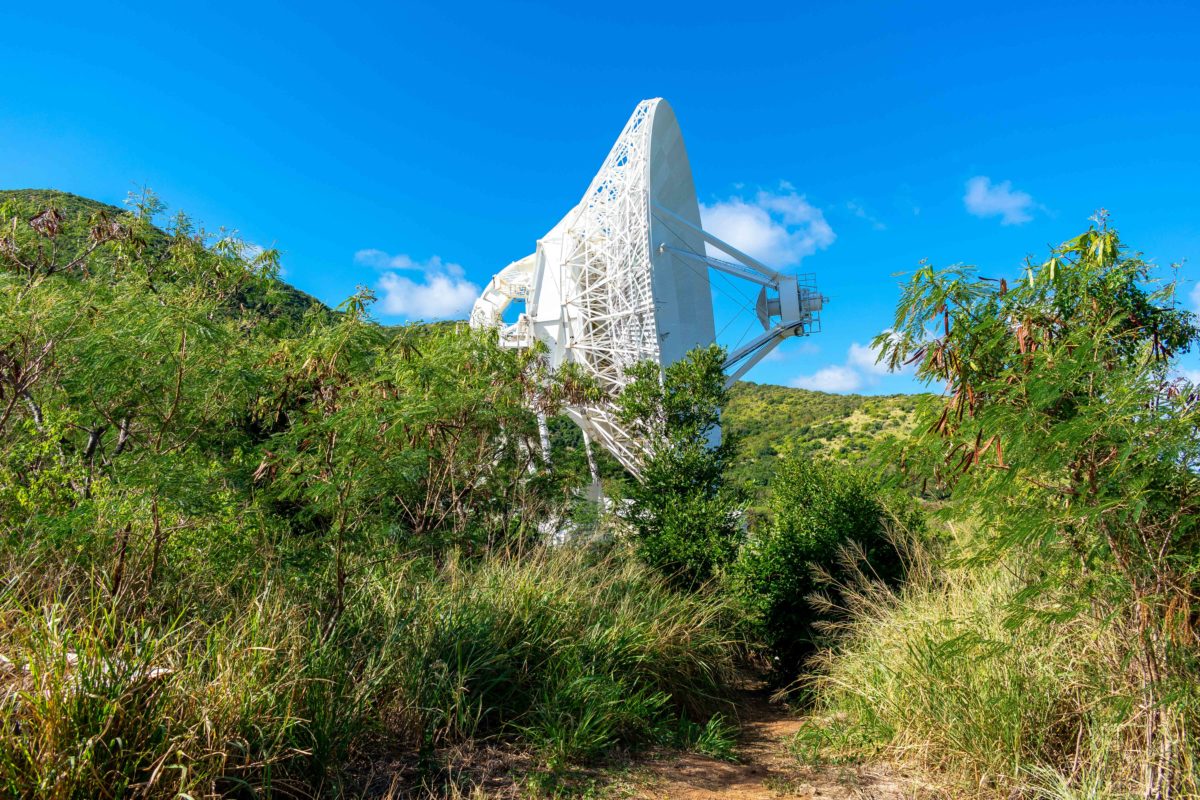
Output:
top-left (470, 98), bottom-right (823, 477)
top-left (557, 100), bottom-right (658, 469)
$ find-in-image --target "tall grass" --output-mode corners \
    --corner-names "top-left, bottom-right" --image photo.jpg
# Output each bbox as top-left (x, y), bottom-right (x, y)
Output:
top-left (0, 582), bottom-right (366, 798)
top-left (797, 527), bottom-right (1199, 799)
top-left (400, 548), bottom-right (739, 759)
top-left (0, 543), bottom-right (740, 797)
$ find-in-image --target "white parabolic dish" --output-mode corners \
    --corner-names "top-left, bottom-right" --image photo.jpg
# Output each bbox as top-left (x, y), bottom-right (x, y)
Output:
top-left (471, 98), bottom-right (822, 475)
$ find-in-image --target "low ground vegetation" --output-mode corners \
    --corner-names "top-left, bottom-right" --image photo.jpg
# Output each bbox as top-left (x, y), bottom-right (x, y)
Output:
top-left (0, 543), bottom-right (740, 797)
top-left (798, 527), bottom-right (1188, 798)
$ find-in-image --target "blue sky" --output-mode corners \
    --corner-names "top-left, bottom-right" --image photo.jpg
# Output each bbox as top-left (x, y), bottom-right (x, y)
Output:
top-left (4, 1), bottom-right (1200, 394)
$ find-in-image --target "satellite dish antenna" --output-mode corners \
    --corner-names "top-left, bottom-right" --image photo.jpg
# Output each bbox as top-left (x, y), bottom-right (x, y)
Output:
top-left (471, 98), bottom-right (822, 475)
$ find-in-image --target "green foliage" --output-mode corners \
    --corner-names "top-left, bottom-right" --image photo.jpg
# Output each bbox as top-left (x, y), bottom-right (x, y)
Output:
top-left (804, 527), bottom-right (1197, 798)
top-left (0, 580), bottom-right (360, 797)
top-left (859, 216), bottom-right (1200, 796)
top-left (546, 413), bottom-right (627, 488)
top-left (730, 458), bottom-right (916, 675)
top-left (618, 345), bottom-right (746, 588)
top-left (400, 546), bottom-right (738, 755)
top-left (723, 382), bottom-right (931, 491)
top-left (0, 189), bottom-right (573, 622)
top-left (0, 189), bottom-right (743, 796)
top-left (674, 713), bottom-right (739, 762)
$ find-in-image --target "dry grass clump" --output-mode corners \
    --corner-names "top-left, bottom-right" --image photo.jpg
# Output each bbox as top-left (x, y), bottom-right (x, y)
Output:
top-left (796, 528), bottom-right (1199, 799)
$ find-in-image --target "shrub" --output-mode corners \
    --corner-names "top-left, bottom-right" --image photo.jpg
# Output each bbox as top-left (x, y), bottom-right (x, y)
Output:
top-left (399, 545), bottom-right (739, 761)
top-left (618, 345), bottom-right (746, 588)
top-left (730, 457), bottom-right (917, 675)
top-left (0, 192), bottom-right (744, 796)
top-left (876, 217), bottom-right (1200, 796)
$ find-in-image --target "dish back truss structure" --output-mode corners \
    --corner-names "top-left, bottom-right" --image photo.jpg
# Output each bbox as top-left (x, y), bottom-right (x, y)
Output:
top-left (470, 98), bottom-right (822, 475)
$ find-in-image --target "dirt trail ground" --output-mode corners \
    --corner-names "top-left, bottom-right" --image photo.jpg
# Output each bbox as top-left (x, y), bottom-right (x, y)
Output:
top-left (362, 687), bottom-right (927, 798)
top-left (627, 689), bottom-right (919, 800)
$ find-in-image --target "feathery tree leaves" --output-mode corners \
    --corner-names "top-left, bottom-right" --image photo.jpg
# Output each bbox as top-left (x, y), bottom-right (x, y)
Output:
top-left (877, 215), bottom-right (1200, 798)
top-left (0, 190), bottom-right (578, 623)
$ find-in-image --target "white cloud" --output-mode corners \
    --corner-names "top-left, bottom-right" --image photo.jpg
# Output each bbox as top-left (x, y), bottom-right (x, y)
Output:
top-left (964, 176), bottom-right (1035, 225)
top-left (790, 365), bottom-right (863, 393)
top-left (354, 248), bottom-right (421, 271)
top-left (357, 250), bottom-right (479, 321)
top-left (790, 339), bottom-right (902, 394)
top-left (847, 341), bottom-right (889, 375)
top-left (846, 200), bottom-right (886, 231)
top-left (700, 187), bottom-right (835, 267)
top-left (1189, 282), bottom-right (1200, 314)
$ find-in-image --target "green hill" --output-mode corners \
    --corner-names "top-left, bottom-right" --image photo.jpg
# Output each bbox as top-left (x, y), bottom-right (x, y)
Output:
top-left (5, 188), bottom-right (1192, 797)
top-left (724, 381), bottom-right (933, 487)
top-left (0, 188), bottom-right (327, 326)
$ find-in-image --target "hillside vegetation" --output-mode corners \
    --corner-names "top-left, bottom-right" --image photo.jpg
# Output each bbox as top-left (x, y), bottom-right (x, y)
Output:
top-left (1, 189), bottom-right (328, 326)
top-left (0, 189), bottom-right (734, 797)
top-left (724, 382), bottom-right (929, 487)
top-left (1, 189), bottom-right (1197, 800)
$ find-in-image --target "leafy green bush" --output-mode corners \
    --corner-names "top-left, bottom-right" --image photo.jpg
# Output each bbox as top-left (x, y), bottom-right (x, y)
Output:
top-left (0, 189), bottom-right (580, 629)
top-left (0, 190), bottom-right (743, 796)
top-left (730, 457), bottom-right (917, 675)
top-left (618, 345), bottom-right (746, 589)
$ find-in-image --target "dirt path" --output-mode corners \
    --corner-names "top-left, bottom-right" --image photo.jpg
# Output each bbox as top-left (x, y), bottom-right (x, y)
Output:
top-left (628, 689), bottom-right (917, 800)
top-left (356, 687), bottom-right (925, 798)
